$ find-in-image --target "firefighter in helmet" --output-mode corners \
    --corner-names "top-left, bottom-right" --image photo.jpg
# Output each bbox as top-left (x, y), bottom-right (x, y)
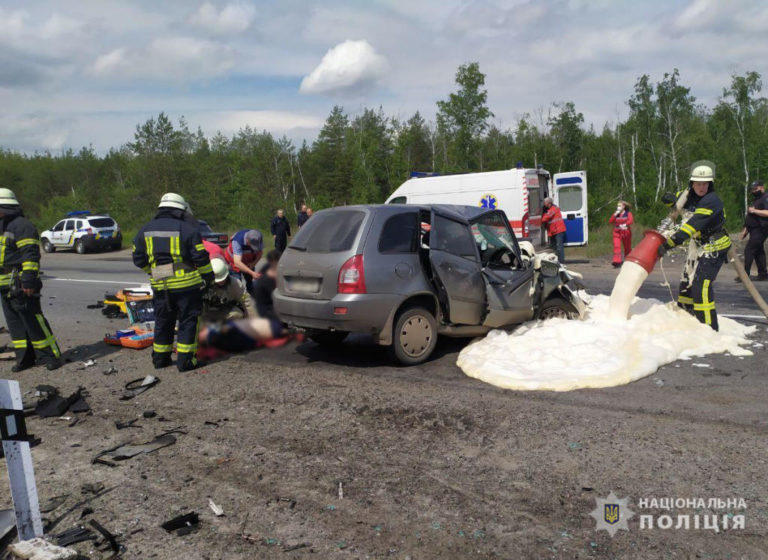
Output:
top-left (0, 188), bottom-right (62, 371)
top-left (132, 193), bottom-right (214, 371)
top-left (658, 163), bottom-right (730, 330)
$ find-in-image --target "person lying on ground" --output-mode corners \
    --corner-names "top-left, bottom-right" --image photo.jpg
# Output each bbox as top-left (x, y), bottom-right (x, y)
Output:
top-left (199, 316), bottom-right (287, 353)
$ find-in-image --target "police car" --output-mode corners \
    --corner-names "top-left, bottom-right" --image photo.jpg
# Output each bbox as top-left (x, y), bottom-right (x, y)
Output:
top-left (40, 211), bottom-right (122, 254)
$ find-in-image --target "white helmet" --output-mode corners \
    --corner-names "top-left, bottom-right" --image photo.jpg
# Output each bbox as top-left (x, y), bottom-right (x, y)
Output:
top-left (158, 192), bottom-right (190, 212)
top-left (211, 258), bottom-right (229, 283)
top-left (0, 188), bottom-right (20, 206)
top-left (690, 165), bottom-right (714, 183)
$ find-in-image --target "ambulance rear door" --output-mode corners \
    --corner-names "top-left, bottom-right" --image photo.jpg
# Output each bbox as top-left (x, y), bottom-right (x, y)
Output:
top-left (553, 171), bottom-right (588, 246)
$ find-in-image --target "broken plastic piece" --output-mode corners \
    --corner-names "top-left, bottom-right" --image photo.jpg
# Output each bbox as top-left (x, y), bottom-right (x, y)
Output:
top-left (161, 512), bottom-right (199, 535)
top-left (93, 431), bottom-right (180, 464)
top-left (208, 499), bottom-right (224, 517)
top-left (120, 375), bottom-right (159, 400)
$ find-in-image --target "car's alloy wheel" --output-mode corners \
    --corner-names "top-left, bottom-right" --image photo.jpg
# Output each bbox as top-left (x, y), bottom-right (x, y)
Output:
top-left (75, 239), bottom-right (85, 254)
top-left (539, 297), bottom-right (578, 320)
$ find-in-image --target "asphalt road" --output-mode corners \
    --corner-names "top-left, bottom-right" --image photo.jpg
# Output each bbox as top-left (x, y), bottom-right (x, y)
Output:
top-left (1, 247), bottom-right (767, 559)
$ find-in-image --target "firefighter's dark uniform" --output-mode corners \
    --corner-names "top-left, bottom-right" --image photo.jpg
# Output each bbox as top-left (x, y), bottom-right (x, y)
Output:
top-left (0, 207), bottom-right (61, 370)
top-left (662, 186), bottom-right (730, 331)
top-left (132, 208), bottom-right (214, 371)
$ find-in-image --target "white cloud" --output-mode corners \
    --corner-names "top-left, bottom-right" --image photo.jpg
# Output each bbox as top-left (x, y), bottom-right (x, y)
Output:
top-left (204, 110), bottom-right (324, 133)
top-left (299, 40), bottom-right (388, 95)
top-left (0, 113), bottom-right (70, 152)
top-left (189, 2), bottom-right (256, 34)
top-left (91, 37), bottom-right (233, 81)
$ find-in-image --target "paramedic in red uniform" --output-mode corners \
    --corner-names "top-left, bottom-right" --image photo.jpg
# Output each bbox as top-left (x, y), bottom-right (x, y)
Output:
top-left (541, 197), bottom-right (566, 263)
top-left (609, 201), bottom-right (634, 267)
top-left (224, 229), bottom-right (264, 294)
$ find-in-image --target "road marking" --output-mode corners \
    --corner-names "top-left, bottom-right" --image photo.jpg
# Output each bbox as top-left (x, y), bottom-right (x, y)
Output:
top-left (47, 277), bottom-right (146, 286)
top-left (721, 314), bottom-right (768, 320)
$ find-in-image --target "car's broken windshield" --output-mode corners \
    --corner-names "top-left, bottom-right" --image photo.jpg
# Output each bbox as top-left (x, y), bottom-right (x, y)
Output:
top-left (470, 213), bottom-right (518, 254)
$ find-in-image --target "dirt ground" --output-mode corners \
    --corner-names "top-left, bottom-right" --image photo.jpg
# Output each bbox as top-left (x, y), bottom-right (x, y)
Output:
top-left (1, 250), bottom-right (768, 559)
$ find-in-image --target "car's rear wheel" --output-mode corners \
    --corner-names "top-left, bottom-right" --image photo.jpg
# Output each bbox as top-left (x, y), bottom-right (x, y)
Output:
top-left (41, 238), bottom-right (55, 253)
top-left (391, 306), bottom-right (437, 365)
top-left (539, 297), bottom-right (578, 320)
top-left (74, 239), bottom-right (86, 254)
top-left (308, 330), bottom-right (348, 346)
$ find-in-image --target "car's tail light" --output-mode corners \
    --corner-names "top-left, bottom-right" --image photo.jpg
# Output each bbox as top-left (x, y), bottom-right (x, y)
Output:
top-left (220, 235), bottom-right (227, 242)
top-left (338, 255), bottom-right (366, 294)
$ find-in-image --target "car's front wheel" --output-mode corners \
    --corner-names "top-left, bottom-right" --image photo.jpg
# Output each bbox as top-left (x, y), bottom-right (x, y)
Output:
top-left (391, 306), bottom-right (438, 365)
top-left (539, 297), bottom-right (578, 320)
top-left (74, 239), bottom-right (86, 254)
top-left (41, 238), bottom-right (55, 253)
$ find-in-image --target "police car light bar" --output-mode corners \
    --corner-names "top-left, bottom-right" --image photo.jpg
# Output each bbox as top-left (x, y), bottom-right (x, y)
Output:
top-left (66, 210), bottom-right (92, 217)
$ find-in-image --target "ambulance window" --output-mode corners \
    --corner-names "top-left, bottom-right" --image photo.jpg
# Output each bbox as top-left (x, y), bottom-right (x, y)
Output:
top-left (527, 187), bottom-right (540, 214)
top-left (558, 186), bottom-right (583, 212)
top-left (389, 196), bottom-right (407, 204)
top-left (379, 212), bottom-right (418, 253)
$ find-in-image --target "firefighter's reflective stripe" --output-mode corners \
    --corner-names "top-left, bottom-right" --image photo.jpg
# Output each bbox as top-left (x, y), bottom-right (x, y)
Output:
top-left (16, 238), bottom-right (39, 248)
top-left (694, 279), bottom-right (715, 325)
top-left (197, 262), bottom-right (213, 275)
top-left (194, 243), bottom-right (205, 252)
top-left (694, 207), bottom-right (714, 216)
top-left (22, 261), bottom-right (39, 272)
top-left (153, 342), bottom-right (172, 353)
top-left (702, 235), bottom-right (731, 252)
top-left (144, 231), bottom-right (204, 291)
top-left (11, 339), bottom-right (27, 348)
top-left (678, 295), bottom-right (694, 305)
top-left (35, 314), bottom-right (61, 357)
top-left (176, 342), bottom-right (196, 353)
top-left (0, 273), bottom-right (10, 288)
top-left (680, 223), bottom-right (697, 237)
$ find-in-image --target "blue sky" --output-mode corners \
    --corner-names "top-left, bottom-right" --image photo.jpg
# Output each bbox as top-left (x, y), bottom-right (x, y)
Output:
top-left (1, 0), bottom-right (767, 153)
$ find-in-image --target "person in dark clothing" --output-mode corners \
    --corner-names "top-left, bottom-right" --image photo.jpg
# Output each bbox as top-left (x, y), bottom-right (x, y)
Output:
top-left (132, 193), bottom-right (214, 371)
top-left (658, 163), bottom-right (730, 331)
top-left (270, 209), bottom-right (291, 252)
top-left (0, 188), bottom-right (61, 371)
top-left (254, 250), bottom-right (281, 321)
top-left (740, 180), bottom-right (768, 281)
top-left (297, 204), bottom-right (309, 229)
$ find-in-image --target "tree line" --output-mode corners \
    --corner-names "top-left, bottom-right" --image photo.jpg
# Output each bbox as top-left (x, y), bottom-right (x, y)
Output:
top-left (1, 63), bottom-right (766, 236)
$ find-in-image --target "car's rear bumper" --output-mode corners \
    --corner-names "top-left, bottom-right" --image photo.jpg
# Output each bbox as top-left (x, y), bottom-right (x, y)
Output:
top-left (83, 233), bottom-right (121, 248)
top-left (274, 291), bottom-right (401, 342)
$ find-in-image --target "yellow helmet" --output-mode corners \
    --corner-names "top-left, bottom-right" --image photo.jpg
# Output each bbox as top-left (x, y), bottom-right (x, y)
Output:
top-left (211, 258), bottom-right (229, 283)
top-left (690, 165), bottom-right (714, 183)
top-left (0, 188), bottom-right (20, 205)
top-left (158, 192), bottom-right (190, 212)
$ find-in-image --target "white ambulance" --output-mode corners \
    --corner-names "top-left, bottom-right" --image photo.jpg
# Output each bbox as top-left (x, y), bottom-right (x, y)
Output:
top-left (385, 167), bottom-right (588, 247)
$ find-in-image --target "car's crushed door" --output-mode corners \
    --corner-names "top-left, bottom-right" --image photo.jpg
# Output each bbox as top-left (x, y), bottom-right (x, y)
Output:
top-left (427, 210), bottom-right (486, 325)
top-left (469, 210), bottom-right (535, 328)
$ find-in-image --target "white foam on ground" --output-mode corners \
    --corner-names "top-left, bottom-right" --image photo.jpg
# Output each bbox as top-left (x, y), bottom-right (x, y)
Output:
top-left (457, 295), bottom-right (756, 391)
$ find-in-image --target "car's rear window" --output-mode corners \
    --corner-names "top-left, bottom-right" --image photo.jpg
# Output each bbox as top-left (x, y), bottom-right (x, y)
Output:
top-left (88, 217), bottom-right (115, 228)
top-left (289, 210), bottom-right (365, 253)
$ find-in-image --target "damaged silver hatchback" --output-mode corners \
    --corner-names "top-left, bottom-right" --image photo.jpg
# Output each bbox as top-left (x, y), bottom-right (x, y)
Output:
top-left (274, 204), bottom-right (586, 365)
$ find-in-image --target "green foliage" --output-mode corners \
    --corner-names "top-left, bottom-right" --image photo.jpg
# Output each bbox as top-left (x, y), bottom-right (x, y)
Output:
top-left (1, 64), bottom-right (766, 240)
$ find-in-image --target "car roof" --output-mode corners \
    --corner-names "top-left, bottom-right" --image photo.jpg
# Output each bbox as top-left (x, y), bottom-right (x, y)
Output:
top-left (319, 203), bottom-right (496, 223)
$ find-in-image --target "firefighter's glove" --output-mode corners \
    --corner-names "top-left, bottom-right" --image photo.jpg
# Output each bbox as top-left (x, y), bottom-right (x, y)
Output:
top-left (661, 192), bottom-right (677, 207)
top-left (657, 243), bottom-right (670, 259)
